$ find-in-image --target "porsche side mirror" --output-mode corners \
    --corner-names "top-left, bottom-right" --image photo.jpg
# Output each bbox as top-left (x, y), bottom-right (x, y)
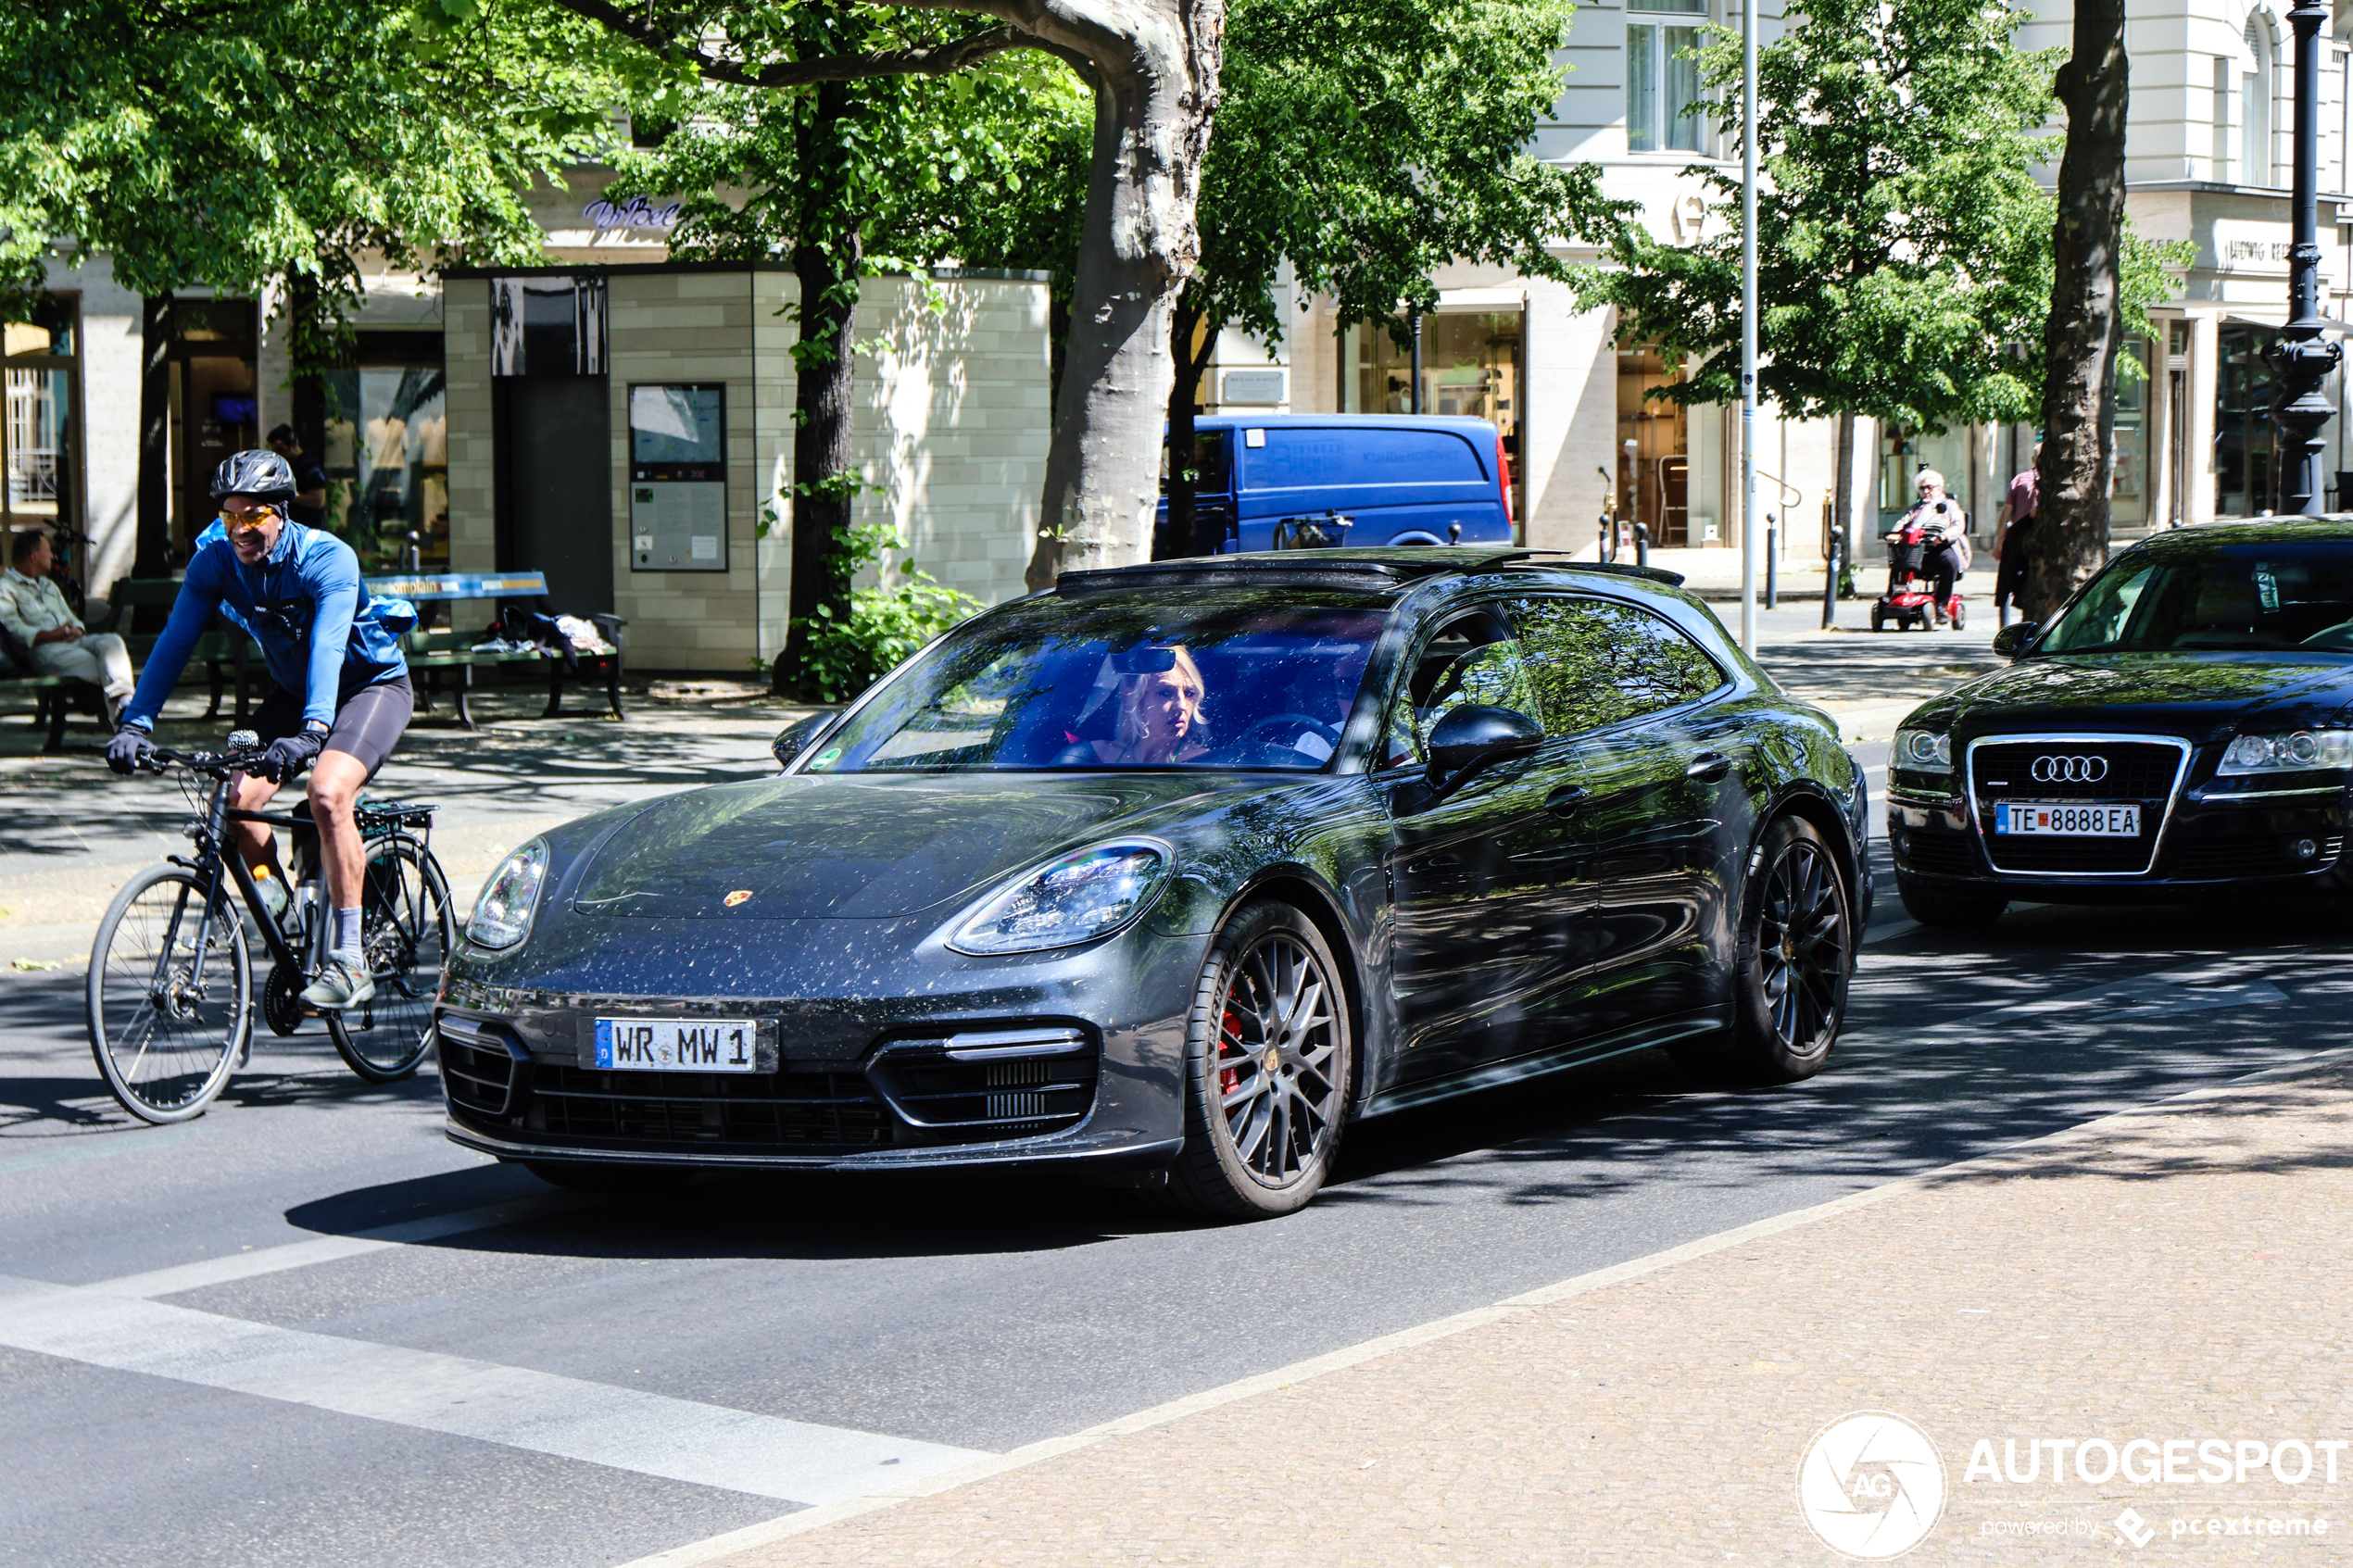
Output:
top-left (772, 710), bottom-right (838, 771)
top-left (1991, 621), bottom-right (2039, 659)
top-left (1426, 705), bottom-right (1544, 789)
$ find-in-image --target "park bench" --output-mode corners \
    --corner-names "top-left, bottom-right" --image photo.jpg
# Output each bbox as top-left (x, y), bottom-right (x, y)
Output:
top-left (105, 577), bottom-right (258, 722)
top-left (0, 621), bottom-right (105, 751)
top-left (365, 571), bottom-right (627, 730)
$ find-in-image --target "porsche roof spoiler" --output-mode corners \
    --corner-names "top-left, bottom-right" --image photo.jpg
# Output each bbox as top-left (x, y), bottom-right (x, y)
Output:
top-left (1056, 547), bottom-right (1534, 597)
top-left (1055, 548), bottom-right (1686, 597)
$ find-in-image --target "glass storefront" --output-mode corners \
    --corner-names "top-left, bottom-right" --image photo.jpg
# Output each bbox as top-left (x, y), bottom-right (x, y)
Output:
top-left (2112, 338), bottom-right (2149, 527)
top-left (168, 299), bottom-right (258, 561)
top-left (3, 305), bottom-right (79, 556)
top-left (1618, 347), bottom-right (1691, 545)
top-left (1879, 428), bottom-right (1970, 528)
top-left (2215, 323), bottom-right (2277, 517)
top-left (324, 336), bottom-right (448, 571)
top-left (1350, 311), bottom-right (1527, 526)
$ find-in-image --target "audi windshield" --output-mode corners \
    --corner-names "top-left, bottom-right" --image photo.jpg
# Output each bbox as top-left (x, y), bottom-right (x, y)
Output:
top-left (804, 589), bottom-right (1392, 772)
top-left (2039, 540), bottom-right (2353, 655)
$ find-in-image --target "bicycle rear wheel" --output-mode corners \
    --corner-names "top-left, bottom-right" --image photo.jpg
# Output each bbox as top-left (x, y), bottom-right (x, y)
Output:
top-left (87, 865), bottom-right (252, 1123)
top-left (325, 834), bottom-right (453, 1082)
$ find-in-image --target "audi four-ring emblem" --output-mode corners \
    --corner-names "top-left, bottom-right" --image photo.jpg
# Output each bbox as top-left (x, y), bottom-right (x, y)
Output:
top-left (2031, 754), bottom-right (2108, 783)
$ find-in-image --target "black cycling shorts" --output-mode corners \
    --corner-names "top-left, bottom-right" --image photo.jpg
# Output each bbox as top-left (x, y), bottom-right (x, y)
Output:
top-left (254, 674), bottom-right (414, 781)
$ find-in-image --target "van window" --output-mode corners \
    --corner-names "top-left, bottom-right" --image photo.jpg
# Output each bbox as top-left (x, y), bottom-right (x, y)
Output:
top-left (1159, 430), bottom-right (1232, 495)
top-left (1247, 427), bottom-right (1486, 489)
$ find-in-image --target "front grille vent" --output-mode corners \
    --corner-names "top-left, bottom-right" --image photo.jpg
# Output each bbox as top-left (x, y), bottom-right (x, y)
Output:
top-left (2171, 834), bottom-right (2345, 881)
top-left (1970, 738), bottom-right (2188, 876)
top-left (522, 1065), bottom-right (891, 1149)
top-left (867, 1027), bottom-right (1100, 1145)
top-left (436, 1014), bottom-right (527, 1119)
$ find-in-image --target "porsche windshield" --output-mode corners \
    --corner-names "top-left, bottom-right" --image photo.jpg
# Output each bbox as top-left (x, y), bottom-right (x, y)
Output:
top-left (808, 590), bottom-right (1393, 772)
top-left (2039, 540), bottom-right (2353, 655)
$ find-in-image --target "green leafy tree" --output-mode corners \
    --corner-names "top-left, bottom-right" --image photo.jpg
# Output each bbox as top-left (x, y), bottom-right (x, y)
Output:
top-left (1578, 0), bottom-right (2183, 544)
top-left (1163, 0), bottom-right (1630, 557)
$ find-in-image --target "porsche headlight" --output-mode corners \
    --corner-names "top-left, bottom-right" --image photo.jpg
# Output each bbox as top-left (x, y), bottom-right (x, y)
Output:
top-left (1894, 728), bottom-right (1954, 775)
top-left (2218, 728), bottom-right (2353, 775)
top-left (950, 842), bottom-right (1171, 956)
top-left (467, 840), bottom-right (550, 949)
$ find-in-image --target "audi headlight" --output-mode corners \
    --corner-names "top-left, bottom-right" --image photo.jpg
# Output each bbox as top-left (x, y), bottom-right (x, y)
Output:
top-left (1894, 728), bottom-right (1954, 774)
top-left (2218, 728), bottom-right (2353, 776)
top-left (467, 840), bottom-right (549, 949)
top-left (950, 841), bottom-right (1171, 956)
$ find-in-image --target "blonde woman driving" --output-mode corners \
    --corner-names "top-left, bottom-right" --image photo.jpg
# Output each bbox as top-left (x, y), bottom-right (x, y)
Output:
top-left (1091, 645), bottom-right (1209, 765)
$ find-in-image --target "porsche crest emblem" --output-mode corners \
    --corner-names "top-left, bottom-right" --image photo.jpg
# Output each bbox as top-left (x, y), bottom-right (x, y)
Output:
top-left (724, 890), bottom-right (754, 908)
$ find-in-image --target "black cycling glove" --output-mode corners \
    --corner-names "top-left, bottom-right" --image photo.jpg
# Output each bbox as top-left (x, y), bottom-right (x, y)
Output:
top-left (257, 729), bottom-right (325, 784)
top-left (105, 725), bottom-right (156, 776)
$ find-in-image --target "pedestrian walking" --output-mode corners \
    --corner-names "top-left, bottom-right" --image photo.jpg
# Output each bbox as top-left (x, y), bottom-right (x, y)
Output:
top-left (1994, 445), bottom-right (2038, 628)
top-left (268, 424), bottom-right (333, 530)
top-left (0, 531), bottom-right (136, 722)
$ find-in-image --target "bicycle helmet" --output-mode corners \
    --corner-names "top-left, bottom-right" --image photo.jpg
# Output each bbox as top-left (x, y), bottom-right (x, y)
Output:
top-left (210, 449), bottom-right (297, 509)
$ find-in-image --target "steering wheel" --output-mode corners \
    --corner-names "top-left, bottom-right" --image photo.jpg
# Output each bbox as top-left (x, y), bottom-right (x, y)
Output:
top-left (1236, 713), bottom-right (1342, 753)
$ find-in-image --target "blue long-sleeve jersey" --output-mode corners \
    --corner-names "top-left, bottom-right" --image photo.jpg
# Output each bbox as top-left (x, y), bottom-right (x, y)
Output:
top-left (121, 521), bottom-right (409, 732)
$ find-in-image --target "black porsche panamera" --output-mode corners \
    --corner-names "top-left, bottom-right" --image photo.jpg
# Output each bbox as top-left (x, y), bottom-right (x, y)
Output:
top-left (435, 548), bottom-right (1870, 1219)
top-left (1888, 519), bottom-right (2353, 925)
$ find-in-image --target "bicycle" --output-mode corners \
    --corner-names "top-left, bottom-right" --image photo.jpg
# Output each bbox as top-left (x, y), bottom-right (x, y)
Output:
top-left (86, 728), bottom-right (456, 1124)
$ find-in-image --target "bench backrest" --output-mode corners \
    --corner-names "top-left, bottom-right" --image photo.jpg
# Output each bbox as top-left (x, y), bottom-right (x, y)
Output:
top-left (364, 571), bottom-right (548, 601)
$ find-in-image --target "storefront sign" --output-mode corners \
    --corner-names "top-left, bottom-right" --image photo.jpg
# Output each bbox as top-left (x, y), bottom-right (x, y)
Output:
top-left (584, 195), bottom-right (684, 232)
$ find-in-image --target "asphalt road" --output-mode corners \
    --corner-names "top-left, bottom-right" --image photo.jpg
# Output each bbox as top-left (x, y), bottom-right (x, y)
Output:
top-left (10, 603), bottom-right (2346, 1568)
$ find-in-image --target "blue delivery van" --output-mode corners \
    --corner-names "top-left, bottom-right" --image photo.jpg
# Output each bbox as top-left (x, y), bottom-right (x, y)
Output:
top-left (1156, 414), bottom-right (1516, 556)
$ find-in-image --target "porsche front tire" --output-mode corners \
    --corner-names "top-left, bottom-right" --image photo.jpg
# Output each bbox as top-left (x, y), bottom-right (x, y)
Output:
top-left (1161, 901), bottom-right (1353, 1222)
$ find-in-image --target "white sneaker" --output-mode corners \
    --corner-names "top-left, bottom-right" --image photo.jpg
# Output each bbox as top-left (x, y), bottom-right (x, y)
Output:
top-left (301, 956), bottom-right (375, 1010)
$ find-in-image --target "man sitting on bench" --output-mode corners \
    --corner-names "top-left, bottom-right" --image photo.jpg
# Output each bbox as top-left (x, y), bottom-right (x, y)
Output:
top-left (1, 530), bottom-right (135, 724)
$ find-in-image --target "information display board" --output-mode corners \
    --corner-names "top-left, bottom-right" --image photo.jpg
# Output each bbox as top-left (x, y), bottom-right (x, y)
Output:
top-left (628, 383), bottom-right (726, 571)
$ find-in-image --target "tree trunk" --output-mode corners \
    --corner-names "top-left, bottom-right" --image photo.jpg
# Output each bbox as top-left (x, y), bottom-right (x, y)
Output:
top-left (135, 295), bottom-right (173, 582)
top-left (2027, 0), bottom-right (2129, 621)
top-left (775, 76), bottom-right (865, 696)
top-left (1022, 0), bottom-right (1224, 588)
top-left (1832, 411), bottom-right (1856, 563)
top-left (1158, 291), bottom-right (1208, 559)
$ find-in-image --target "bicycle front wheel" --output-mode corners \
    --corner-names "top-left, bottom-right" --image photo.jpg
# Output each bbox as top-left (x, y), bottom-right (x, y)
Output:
top-left (87, 865), bottom-right (252, 1123)
top-left (326, 834), bottom-right (454, 1082)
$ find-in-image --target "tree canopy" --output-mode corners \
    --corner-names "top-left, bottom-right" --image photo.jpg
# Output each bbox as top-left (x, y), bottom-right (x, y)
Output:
top-left (1578, 0), bottom-right (2180, 436)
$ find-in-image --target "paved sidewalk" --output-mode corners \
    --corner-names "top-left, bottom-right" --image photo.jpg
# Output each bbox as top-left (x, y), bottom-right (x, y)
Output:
top-left (661, 1055), bottom-right (2353, 1566)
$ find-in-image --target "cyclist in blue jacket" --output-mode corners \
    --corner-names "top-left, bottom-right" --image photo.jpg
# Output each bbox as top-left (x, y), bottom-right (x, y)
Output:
top-left (107, 451), bottom-right (414, 1010)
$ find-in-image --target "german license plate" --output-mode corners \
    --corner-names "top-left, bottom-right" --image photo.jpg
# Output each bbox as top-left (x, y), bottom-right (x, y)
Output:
top-left (1994, 802), bottom-right (2140, 837)
top-left (594, 1017), bottom-right (760, 1073)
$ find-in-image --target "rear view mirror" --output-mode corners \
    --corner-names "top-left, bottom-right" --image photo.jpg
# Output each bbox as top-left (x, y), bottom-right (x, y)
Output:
top-left (1991, 621), bottom-right (2039, 659)
top-left (772, 710), bottom-right (838, 770)
top-left (1426, 704), bottom-right (1544, 789)
top-left (1112, 646), bottom-right (1179, 674)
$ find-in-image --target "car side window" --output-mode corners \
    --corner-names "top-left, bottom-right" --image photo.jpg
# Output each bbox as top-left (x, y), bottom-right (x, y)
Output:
top-left (1380, 605), bottom-right (1539, 767)
top-left (1505, 596), bottom-right (1726, 735)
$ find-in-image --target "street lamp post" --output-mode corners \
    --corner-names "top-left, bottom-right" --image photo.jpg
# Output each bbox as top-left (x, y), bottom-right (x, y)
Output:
top-left (1738, 0), bottom-right (1759, 651)
top-left (2270, 0), bottom-right (2340, 515)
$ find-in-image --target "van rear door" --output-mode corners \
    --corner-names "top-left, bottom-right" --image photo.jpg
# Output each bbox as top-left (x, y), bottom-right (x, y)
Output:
top-left (1235, 424), bottom-right (1510, 550)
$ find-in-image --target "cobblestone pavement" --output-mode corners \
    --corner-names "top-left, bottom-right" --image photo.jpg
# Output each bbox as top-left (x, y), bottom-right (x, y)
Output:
top-left (683, 1054), bottom-right (2353, 1567)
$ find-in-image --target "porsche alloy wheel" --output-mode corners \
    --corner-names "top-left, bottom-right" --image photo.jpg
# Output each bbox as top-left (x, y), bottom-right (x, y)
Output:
top-left (1165, 901), bottom-right (1353, 1220)
top-left (1677, 815), bottom-right (1853, 1085)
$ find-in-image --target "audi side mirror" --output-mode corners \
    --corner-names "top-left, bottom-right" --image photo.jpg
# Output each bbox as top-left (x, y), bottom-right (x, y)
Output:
top-left (1991, 621), bottom-right (2039, 659)
top-left (1426, 705), bottom-right (1544, 790)
top-left (771, 710), bottom-right (838, 771)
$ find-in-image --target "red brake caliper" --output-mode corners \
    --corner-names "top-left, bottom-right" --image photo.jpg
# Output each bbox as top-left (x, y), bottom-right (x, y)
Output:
top-left (1219, 1004), bottom-right (1242, 1097)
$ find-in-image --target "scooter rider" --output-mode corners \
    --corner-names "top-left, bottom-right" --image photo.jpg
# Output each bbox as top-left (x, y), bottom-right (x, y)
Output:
top-left (105, 451), bottom-right (414, 1009)
top-left (1897, 469), bottom-right (1971, 625)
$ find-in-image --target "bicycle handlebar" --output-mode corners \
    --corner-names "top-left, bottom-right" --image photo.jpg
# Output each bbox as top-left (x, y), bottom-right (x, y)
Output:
top-left (143, 743), bottom-right (268, 776)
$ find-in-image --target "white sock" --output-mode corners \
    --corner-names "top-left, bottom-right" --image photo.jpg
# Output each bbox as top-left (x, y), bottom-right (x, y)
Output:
top-left (332, 906), bottom-right (362, 961)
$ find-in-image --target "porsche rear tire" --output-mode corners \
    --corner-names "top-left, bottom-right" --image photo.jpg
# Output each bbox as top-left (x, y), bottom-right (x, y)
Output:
top-left (1160, 901), bottom-right (1353, 1222)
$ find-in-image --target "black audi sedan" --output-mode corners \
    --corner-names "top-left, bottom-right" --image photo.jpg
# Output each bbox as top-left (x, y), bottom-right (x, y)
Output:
top-left (1888, 519), bottom-right (2353, 925)
top-left (435, 548), bottom-right (1869, 1219)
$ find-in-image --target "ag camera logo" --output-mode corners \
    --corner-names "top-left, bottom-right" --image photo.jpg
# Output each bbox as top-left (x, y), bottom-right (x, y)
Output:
top-left (1797, 1411), bottom-right (1948, 1559)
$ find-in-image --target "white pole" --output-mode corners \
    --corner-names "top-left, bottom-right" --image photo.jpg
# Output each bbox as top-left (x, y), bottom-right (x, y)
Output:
top-left (1738, 0), bottom-right (1760, 656)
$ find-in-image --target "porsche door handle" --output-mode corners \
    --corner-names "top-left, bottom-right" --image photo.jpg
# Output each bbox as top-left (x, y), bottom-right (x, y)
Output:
top-left (1545, 785), bottom-right (1590, 817)
top-left (1686, 751), bottom-right (1731, 783)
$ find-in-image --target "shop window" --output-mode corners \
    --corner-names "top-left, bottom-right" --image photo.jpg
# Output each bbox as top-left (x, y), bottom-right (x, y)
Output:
top-left (491, 276), bottom-right (608, 377)
top-left (1618, 347), bottom-right (1691, 546)
top-left (1628, 0), bottom-right (1706, 154)
top-left (3, 305), bottom-right (79, 554)
top-left (2111, 339), bottom-right (2149, 527)
top-left (2215, 324), bottom-right (2277, 517)
top-left (170, 300), bottom-right (258, 558)
top-left (325, 336), bottom-right (448, 572)
top-left (2243, 19), bottom-right (2274, 186)
top-left (1878, 429), bottom-right (1969, 527)
top-left (1350, 311), bottom-right (1527, 525)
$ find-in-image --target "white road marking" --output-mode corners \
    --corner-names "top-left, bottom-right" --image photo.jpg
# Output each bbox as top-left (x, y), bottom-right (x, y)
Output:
top-left (0, 1273), bottom-right (990, 1504)
top-left (93, 1192), bottom-right (593, 1299)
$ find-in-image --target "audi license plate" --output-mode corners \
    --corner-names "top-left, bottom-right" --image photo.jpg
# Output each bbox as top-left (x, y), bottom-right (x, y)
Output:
top-left (1994, 802), bottom-right (2141, 837)
top-left (594, 1017), bottom-right (760, 1073)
